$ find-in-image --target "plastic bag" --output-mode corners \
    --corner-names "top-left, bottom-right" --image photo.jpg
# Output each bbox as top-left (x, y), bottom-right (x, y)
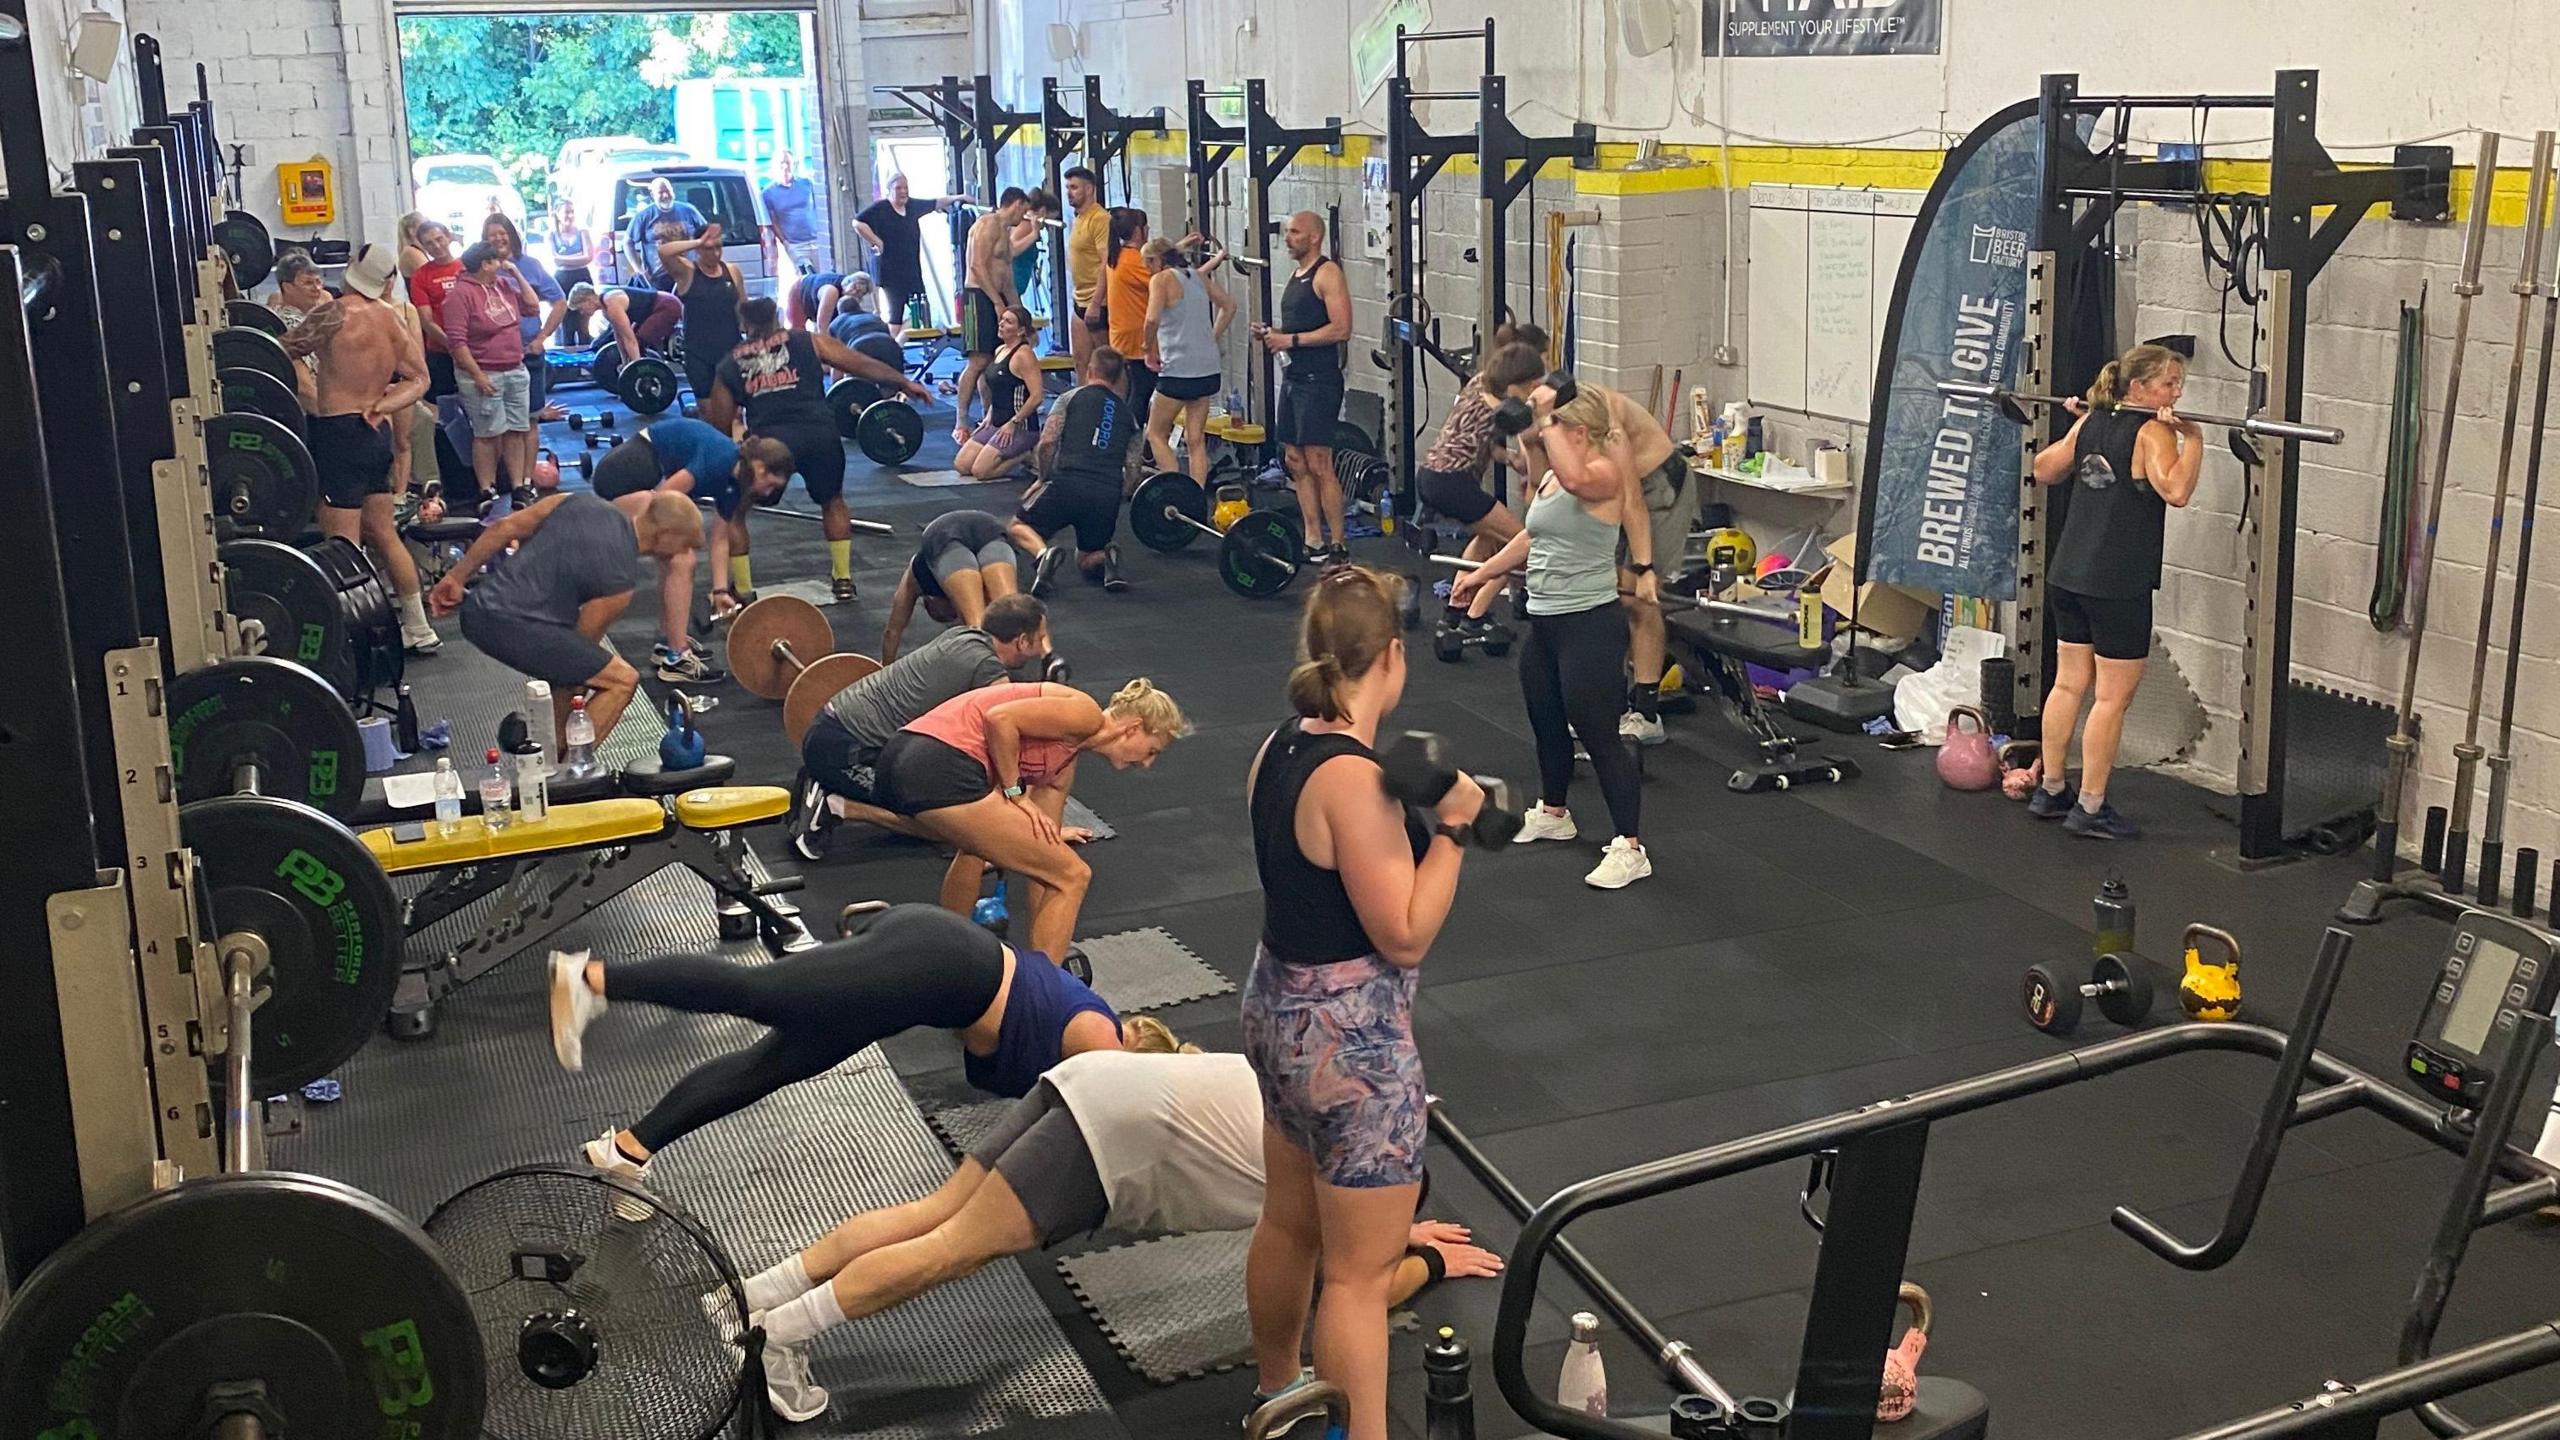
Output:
top-left (1893, 626), bottom-right (2007, 744)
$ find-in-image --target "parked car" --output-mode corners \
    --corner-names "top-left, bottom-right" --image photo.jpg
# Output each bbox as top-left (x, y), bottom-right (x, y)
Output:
top-left (573, 161), bottom-right (775, 298)
top-left (412, 153), bottom-right (528, 235)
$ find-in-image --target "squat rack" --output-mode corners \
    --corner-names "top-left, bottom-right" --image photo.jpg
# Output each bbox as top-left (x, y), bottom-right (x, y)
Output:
top-left (1186, 77), bottom-right (1342, 434)
top-left (1381, 22), bottom-right (1594, 515)
top-left (2008, 73), bottom-right (2431, 863)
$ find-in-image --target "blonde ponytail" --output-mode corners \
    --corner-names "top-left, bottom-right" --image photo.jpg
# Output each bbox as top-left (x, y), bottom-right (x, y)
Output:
top-left (1107, 677), bottom-right (1193, 739)
top-left (2086, 344), bottom-right (2182, 409)
top-left (1287, 653), bottom-right (1348, 722)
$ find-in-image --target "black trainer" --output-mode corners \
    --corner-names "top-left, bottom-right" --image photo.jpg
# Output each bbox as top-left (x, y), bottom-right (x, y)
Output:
top-left (1030, 544), bottom-right (1070, 596)
top-left (790, 778), bottom-right (838, 862)
top-left (1101, 545), bottom-right (1129, 592)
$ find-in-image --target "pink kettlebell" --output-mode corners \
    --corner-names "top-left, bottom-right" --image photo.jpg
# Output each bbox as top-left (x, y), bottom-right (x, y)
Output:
top-left (1937, 706), bottom-right (1999, 791)
top-left (1878, 1282), bottom-right (1932, 1422)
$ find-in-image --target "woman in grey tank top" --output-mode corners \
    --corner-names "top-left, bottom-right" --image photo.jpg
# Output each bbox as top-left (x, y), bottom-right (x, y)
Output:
top-left (1448, 388), bottom-right (1654, 890)
top-left (1141, 236), bottom-right (1237, 487)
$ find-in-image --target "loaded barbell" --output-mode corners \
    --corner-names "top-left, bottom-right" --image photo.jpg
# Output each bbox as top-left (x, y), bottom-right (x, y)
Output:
top-left (827, 377), bottom-right (928, 466)
top-left (1934, 378), bottom-right (2348, 446)
top-left (727, 592), bottom-right (890, 744)
top-left (1127, 470), bottom-right (1308, 598)
top-left (587, 343), bottom-right (681, 416)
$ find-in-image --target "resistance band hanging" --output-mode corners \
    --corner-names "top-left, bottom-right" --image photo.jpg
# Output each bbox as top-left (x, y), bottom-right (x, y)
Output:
top-left (2371, 288), bottom-right (2427, 631)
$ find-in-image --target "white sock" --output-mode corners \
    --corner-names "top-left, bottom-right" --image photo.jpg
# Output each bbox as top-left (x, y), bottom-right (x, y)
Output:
top-left (743, 1254), bottom-right (815, 1313)
top-left (398, 591), bottom-right (431, 633)
top-left (761, 1281), bottom-right (846, 1347)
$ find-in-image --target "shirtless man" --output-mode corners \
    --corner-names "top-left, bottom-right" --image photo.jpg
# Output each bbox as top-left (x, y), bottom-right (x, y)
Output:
top-left (951, 187), bottom-right (1035, 446)
top-left (284, 242), bottom-right (440, 653)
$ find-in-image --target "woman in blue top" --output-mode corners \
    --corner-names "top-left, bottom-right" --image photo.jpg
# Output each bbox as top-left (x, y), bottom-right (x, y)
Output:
top-left (547, 904), bottom-right (1185, 1207)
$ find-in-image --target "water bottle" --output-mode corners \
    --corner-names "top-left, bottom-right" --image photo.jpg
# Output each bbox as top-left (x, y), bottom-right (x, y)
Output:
top-left (524, 678), bottom-right (552, 726)
top-left (563, 697), bottom-right (598, 776)
top-left (515, 748), bottom-right (550, 824)
top-left (432, 757), bottom-right (464, 838)
top-left (1425, 1327), bottom-right (1477, 1440)
top-left (480, 747), bottom-right (513, 831)
top-left (1558, 1313), bottom-right (1608, 1417)
top-left (2094, 873), bottom-right (2136, 960)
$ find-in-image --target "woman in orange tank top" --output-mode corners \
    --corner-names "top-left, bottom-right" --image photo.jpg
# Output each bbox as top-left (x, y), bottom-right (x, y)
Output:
top-left (872, 677), bottom-right (1191, 961)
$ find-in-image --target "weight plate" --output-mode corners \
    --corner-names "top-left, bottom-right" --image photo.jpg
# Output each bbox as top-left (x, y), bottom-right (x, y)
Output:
top-left (1219, 509), bottom-right (1306, 598)
top-left (1130, 471), bottom-right (1210, 552)
top-left (828, 377), bottom-right (877, 439)
top-left (220, 364), bottom-right (306, 440)
top-left (619, 356), bottom-right (679, 416)
top-left (185, 793), bottom-right (402, 1094)
top-left (588, 344), bottom-right (625, 393)
top-left (224, 297), bottom-right (286, 336)
top-left (1337, 447), bottom-right (1391, 503)
top-left (205, 410), bottom-right (318, 536)
top-left (2093, 953), bottom-right (2154, 1028)
top-left (214, 325), bottom-right (297, 389)
top-left (784, 652), bottom-right (882, 746)
top-left (727, 594), bottom-right (834, 700)
top-left (304, 535), bottom-right (399, 700)
top-left (2023, 962), bottom-right (2079, 1035)
top-left (855, 397), bottom-right (924, 466)
top-left (214, 209), bottom-right (277, 287)
top-left (0, 1173), bottom-right (483, 1440)
top-left (1331, 419), bottom-right (1378, 456)
top-left (166, 655), bottom-right (365, 819)
top-left (221, 538), bottom-right (347, 685)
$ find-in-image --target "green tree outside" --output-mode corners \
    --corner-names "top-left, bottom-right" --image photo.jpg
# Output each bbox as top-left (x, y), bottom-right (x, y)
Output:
top-left (398, 12), bottom-right (807, 202)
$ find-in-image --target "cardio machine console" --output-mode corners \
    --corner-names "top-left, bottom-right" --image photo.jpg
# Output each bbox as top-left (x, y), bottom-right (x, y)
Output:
top-left (2405, 909), bottom-right (2560, 1109)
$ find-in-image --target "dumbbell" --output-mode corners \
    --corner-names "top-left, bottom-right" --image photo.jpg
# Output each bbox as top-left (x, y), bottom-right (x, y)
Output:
top-left (1490, 369), bottom-right (1581, 437)
top-left (726, 593), bottom-right (888, 745)
top-left (2022, 953), bottom-right (2153, 1035)
top-left (1127, 471), bottom-right (1307, 598)
top-left (1379, 731), bottom-right (1522, 847)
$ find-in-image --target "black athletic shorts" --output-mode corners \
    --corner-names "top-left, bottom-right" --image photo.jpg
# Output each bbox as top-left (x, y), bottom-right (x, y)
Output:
top-left (1123, 358), bottom-right (1156, 423)
top-left (308, 412), bottom-right (394, 510)
top-left (1272, 376), bottom-right (1342, 449)
top-left (880, 279), bottom-right (921, 328)
top-left (872, 731), bottom-right (994, 816)
top-left (588, 434), bottom-right (662, 501)
top-left (2050, 585), bottom-right (2154, 662)
top-left (683, 350), bottom-right (722, 412)
top-left (460, 602), bottom-right (612, 688)
top-left (1155, 371), bottom-right (1221, 404)
top-left (961, 287), bottom-right (1000, 356)
top-left (802, 713), bottom-right (879, 804)
top-left (1416, 464), bottom-right (1495, 525)
top-left (1016, 473), bottom-right (1122, 555)
top-left (763, 420), bottom-right (849, 506)
top-left (967, 1080), bottom-right (1109, 1247)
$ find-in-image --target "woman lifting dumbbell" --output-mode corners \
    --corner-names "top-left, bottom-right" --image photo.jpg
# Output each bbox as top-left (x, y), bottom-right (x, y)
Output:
top-left (1242, 566), bottom-right (1488, 1440)
top-left (872, 676), bottom-right (1190, 963)
top-left (544, 903), bottom-right (1191, 1218)
top-left (2027, 342), bottom-right (2203, 840)
top-left (879, 509), bottom-right (1022, 662)
top-left (1450, 386), bottom-right (1654, 890)
top-left (952, 305), bottom-right (1046, 481)
top-left (704, 296), bottom-right (933, 605)
top-left (1415, 341), bottom-right (1549, 644)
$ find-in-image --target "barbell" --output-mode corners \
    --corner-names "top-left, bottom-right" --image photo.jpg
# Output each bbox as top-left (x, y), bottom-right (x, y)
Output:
top-left (1934, 378), bottom-right (2346, 446)
top-left (1429, 551), bottom-right (1808, 635)
top-left (587, 343), bottom-right (681, 416)
top-left (1126, 471), bottom-right (1308, 598)
top-left (726, 593), bottom-right (890, 745)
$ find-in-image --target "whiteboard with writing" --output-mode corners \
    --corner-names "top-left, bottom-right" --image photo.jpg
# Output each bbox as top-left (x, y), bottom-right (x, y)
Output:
top-left (1748, 184), bottom-right (1924, 423)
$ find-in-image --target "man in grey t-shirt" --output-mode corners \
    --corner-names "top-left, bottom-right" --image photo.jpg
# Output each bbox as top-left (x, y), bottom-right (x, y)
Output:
top-left (794, 592), bottom-right (1053, 859)
top-left (430, 490), bottom-right (701, 752)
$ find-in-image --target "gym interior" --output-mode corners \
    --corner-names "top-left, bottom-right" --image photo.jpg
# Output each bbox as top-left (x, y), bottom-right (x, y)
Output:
top-left (10, 3), bottom-right (2560, 1439)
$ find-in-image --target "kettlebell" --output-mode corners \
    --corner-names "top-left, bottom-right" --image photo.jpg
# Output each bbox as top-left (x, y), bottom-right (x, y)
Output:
top-left (1936, 706), bottom-right (1999, 791)
top-left (1211, 483), bottom-right (1251, 534)
top-left (1877, 1281), bottom-right (1932, 1423)
top-left (658, 696), bottom-right (707, 770)
top-left (2178, 923), bottom-right (2244, 1022)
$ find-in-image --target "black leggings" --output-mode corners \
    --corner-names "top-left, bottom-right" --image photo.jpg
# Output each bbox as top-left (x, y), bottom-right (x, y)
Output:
top-left (619, 905), bottom-right (1005, 1151)
top-left (1519, 601), bottom-right (1641, 838)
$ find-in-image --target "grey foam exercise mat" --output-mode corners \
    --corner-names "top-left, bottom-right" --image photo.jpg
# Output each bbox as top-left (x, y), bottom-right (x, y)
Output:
top-left (1058, 1230), bottom-right (1254, 1383)
top-left (1076, 926), bottom-right (1235, 1014)
top-left (924, 1097), bottom-right (1019, 1160)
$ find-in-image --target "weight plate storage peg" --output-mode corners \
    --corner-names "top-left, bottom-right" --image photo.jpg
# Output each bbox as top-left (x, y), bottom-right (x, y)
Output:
top-left (220, 364), bottom-right (307, 440)
top-left (205, 411), bottom-right (319, 536)
top-left (1218, 509), bottom-right (1307, 598)
top-left (224, 297), bottom-right (287, 336)
top-left (1130, 471), bottom-right (1212, 552)
top-left (214, 325), bottom-right (297, 389)
top-left (220, 538), bottom-right (348, 682)
top-left (185, 792), bottom-right (404, 1095)
top-left (165, 654), bottom-right (367, 819)
top-left (855, 397), bottom-right (926, 466)
top-left (0, 1172), bottom-right (486, 1439)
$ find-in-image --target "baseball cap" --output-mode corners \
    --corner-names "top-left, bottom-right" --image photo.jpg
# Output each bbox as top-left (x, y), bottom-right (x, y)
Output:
top-left (344, 242), bottom-right (398, 299)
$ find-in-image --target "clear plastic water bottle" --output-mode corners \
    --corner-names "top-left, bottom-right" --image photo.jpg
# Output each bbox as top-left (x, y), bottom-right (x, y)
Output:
top-left (563, 697), bottom-right (598, 776)
top-left (1558, 1312), bottom-right (1607, 1417)
top-left (432, 757), bottom-right (464, 838)
top-left (480, 747), bottom-right (513, 831)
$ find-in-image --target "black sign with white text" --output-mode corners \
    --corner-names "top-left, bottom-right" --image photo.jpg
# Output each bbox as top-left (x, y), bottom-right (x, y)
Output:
top-left (1717, 0), bottom-right (1943, 58)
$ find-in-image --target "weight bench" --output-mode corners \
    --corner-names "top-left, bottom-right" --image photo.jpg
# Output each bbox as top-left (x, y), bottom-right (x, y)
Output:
top-left (1663, 606), bottom-right (1861, 793)
top-left (402, 514), bottom-right (483, 589)
top-left (359, 759), bottom-right (812, 1040)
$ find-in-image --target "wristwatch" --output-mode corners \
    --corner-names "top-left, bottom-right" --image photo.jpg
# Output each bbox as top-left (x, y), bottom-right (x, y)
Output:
top-left (1434, 821), bottom-right (1471, 846)
top-left (1628, 562), bottom-right (1655, 577)
top-left (1003, 783), bottom-right (1026, 799)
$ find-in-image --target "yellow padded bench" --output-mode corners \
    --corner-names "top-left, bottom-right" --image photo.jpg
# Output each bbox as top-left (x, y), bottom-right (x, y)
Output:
top-left (363, 798), bottom-right (667, 874)
top-left (674, 785), bottom-right (792, 829)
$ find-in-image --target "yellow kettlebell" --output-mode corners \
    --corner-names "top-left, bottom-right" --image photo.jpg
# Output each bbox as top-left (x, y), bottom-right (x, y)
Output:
top-left (1211, 484), bottom-right (1251, 534)
top-left (2178, 923), bottom-right (2244, 1022)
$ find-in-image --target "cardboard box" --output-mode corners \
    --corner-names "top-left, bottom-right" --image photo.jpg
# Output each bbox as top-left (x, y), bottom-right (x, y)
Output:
top-left (1811, 536), bottom-right (1937, 641)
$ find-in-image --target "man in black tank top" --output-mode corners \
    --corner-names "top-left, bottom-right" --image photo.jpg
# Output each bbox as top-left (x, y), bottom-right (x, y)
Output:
top-left (1254, 211), bottom-right (1355, 566)
top-left (1009, 347), bottom-right (1138, 594)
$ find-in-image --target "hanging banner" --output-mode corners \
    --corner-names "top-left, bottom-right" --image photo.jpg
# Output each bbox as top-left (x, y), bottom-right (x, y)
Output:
top-left (1717, 0), bottom-right (1943, 58)
top-left (1360, 157), bottom-right (1392, 260)
top-left (1352, 0), bottom-right (1434, 100)
top-left (1858, 100), bottom-right (2040, 600)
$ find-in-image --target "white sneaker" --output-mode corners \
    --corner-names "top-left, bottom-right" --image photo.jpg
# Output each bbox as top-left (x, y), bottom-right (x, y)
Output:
top-left (1619, 711), bottom-right (1667, 746)
top-left (402, 626), bottom-right (443, 655)
top-left (548, 951), bottom-right (604, 1071)
top-left (1585, 837), bottom-right (1653, 890)
top-left (1512, 806), bottom-right (1580, 844)
top-left (762, 1331), bottom-right (831, 1422)
top-left (581, 1132), bottom-right (655, 1222)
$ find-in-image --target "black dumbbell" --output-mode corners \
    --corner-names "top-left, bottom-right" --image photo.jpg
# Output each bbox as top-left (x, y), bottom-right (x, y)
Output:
top-left (567, 413), bottom-right (586, 432)
top-left (1379, 732), bottom-right (1521, 847)
top-left (1433, 617), bottom-right (1514, 662)
top-left (1491, 369), bottom-right (1582, 436)
top-left (2023, 953), bottom-right (2153, 1035)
